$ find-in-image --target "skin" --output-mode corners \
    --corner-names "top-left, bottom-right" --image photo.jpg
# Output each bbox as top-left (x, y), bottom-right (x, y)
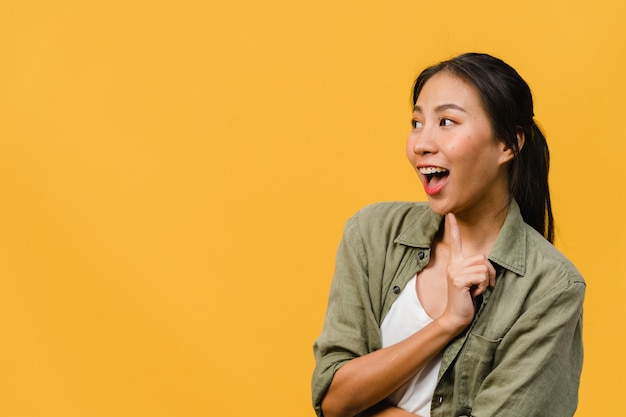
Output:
top-left (321, 72), bottom-right (514, 417)
top-left (408, 72), bottom-right (515, 227)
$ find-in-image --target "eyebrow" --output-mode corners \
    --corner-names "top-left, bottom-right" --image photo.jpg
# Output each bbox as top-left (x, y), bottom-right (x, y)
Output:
top-left (413, 103), bottom-right (468, 113)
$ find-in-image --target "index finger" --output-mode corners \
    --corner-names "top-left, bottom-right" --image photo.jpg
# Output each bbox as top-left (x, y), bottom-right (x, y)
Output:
top-left (446, 212), bottom-right (463, 262)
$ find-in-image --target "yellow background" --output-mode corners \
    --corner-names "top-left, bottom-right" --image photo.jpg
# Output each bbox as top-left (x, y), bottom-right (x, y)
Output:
top-left (0, 1), bottom-right (624, 416)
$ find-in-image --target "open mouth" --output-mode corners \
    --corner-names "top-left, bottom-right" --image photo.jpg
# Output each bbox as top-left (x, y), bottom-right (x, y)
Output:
top-left (418, 166), bottom-right (449, 194)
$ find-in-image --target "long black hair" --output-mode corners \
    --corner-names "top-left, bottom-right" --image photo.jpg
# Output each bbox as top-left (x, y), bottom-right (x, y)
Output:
top-left (412, 52), bottom-right (554, 243)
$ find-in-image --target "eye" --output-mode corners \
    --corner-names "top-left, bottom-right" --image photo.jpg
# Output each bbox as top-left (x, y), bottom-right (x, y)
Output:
top-left (439, 118), bottom-right (454, 127)
top-left (412, 120), bottom-right (423, 128)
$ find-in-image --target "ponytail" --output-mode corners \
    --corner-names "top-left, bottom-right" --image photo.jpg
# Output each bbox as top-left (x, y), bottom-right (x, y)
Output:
top-left (510, 122), bottom-right (554, 243)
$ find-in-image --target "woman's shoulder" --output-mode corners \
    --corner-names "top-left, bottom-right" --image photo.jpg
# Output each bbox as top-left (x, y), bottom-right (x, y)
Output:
top-left (523, 224), bottom-right (585, 287)
top-left (494, 201), bottom-right (584, 288)
top-left (349, 201), bottom-right (433, 232)
top-left (344, 201), bottom-right (440, 248)
top-left (354, 201), bottom-right (431, 220)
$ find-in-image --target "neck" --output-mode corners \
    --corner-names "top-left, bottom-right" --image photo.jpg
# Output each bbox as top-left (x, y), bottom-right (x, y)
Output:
top-left (443, 198), bottom-right (510, 258)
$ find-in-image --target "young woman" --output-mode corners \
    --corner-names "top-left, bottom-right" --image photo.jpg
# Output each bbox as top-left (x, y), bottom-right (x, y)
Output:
top-left (312, 53), bottom-right (585, 417)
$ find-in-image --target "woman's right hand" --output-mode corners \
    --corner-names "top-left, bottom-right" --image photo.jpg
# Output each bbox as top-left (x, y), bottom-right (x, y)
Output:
top-left (438, 213), bottom-right (496, 334)
top-left (321, 213), bottom-right (497, 417)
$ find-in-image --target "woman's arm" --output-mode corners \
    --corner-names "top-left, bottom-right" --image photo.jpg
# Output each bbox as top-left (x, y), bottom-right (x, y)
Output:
top-left (359, 400), bottom-right (422, 417)
top-left (321, 214), bottom-right (495, 417)
top-left (321, 318), bottom-right (457, 417)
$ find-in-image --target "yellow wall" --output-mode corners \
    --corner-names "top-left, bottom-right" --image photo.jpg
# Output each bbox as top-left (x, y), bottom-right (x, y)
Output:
top-left (0, 1), bottom-right (623, 416)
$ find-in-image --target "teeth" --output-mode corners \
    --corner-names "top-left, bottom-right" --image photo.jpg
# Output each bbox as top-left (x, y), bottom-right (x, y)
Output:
top-left (418, 167), bottom-right (448, 175)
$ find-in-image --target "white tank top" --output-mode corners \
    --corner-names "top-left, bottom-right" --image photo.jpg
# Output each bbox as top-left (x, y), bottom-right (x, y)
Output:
top-left (380, 275), bottom-right (442, 416)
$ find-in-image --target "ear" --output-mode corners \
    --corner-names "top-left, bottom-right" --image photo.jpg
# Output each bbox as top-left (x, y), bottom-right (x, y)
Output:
top-left (515, 127), bottom-right (525, 151)
top-left (498, 128), bottom-right (525, 164)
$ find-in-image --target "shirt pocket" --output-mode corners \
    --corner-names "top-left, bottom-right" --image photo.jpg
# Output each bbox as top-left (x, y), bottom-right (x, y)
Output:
top-left (456, 332), bottom-right (502, 411)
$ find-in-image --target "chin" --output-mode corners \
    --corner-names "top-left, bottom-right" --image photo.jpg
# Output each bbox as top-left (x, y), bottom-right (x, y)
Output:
top-left (426, 199), bottom-right (450, 215)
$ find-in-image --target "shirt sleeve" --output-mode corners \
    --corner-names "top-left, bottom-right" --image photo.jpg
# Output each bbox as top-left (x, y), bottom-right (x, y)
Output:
top-left (311, 214), bottom-right (383, 417)
top-left (469, 277), bottom-right (585, 417)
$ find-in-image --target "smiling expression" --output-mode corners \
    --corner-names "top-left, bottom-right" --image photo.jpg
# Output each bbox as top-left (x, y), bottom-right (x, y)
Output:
top-left (407, 71), bottom-right (514, 218)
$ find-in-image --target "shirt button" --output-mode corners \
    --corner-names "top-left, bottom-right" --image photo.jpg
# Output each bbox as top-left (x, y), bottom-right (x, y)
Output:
top-left (418, 251), bottom-right (425, 260)
top-left (392, 286), bottom-right (401, 294)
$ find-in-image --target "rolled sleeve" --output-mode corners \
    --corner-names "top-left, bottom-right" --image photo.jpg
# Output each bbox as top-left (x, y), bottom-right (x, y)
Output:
top-left (311, 215), bottom-right (382, 417)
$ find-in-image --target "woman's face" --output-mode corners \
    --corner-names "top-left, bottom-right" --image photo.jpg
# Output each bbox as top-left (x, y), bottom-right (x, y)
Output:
top-left (406, 71), bottom-right (514, 217)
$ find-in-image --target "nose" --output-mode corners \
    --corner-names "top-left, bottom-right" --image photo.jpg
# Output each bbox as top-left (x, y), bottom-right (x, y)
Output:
top-left (410, 125), bottom-right (437, 155)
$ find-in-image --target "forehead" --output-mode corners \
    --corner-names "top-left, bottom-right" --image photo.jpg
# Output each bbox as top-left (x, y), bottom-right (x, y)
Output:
top-left (414, 71), bottom-right (484, 112)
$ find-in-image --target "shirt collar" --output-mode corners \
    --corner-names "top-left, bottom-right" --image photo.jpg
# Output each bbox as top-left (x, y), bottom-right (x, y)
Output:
top-left (393, 199), bottom-right (527, 276)
top-left (488, 199), bottom-right (527, 276)
top-left (394, 204), bottom-right (442, 248)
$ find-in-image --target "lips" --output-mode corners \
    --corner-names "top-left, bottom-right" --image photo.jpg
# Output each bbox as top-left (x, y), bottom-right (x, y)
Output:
top-left (418, 166), bottom-right (449, 195)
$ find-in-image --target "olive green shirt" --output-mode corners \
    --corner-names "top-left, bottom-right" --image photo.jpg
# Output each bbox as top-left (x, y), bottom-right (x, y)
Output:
top-left (312, 200), bottom-right (585, 417)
